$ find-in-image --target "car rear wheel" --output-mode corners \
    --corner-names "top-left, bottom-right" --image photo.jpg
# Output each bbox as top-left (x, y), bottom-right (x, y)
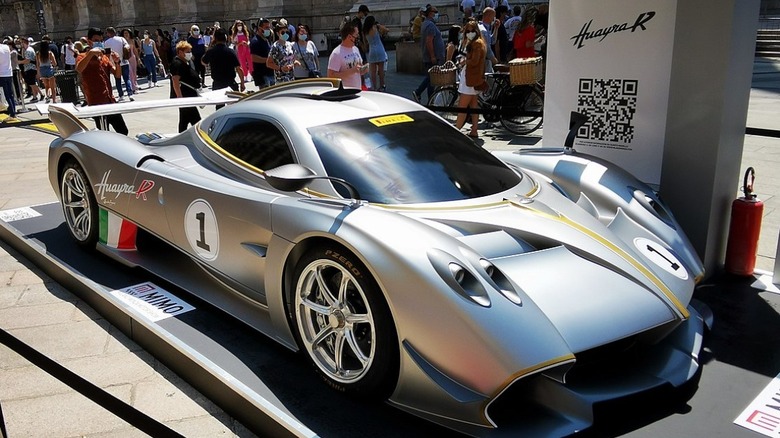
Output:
top-left (292, 246), bottom-right (399, 398)
top-left (60, 160), bottom-right (98, 248)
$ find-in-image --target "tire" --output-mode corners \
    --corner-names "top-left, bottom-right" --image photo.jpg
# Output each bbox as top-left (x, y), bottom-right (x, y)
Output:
top-left (291, 245), bottom-right (399, 399)
top-left (500, 85), bottom-right (544, 135)
top-left (59, 159), bottom-right (99, 249)
top-left (478, 75), bottom-right (502, 123)
top-left (428, 86), bottom-right (458, 125)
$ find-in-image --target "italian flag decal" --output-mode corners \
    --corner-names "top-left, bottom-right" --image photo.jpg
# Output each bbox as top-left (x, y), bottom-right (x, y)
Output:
top-left (99, 209), bottom-right (138, 250)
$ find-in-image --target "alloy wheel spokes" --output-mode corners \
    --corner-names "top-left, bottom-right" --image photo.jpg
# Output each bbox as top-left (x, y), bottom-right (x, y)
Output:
top-left (343, 327), bottom-right (369, 366)
top-left (314, 266), bottom-right (338, 307)
top-left (72, 209), bottom-right (90, 239)
top-left (296, 259), bottom-right (377, 383)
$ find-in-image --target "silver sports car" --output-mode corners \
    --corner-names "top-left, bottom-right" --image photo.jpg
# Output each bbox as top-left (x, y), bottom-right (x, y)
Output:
top-left (46, 79), bottom-right (710, 436)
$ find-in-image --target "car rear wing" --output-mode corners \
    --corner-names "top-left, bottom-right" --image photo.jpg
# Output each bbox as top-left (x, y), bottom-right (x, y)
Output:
top-left (38, 88), bottom-right (240, 138)
top-left (39, 80), bottom-right (351, 138)
top-left (37, 88), bottom-right (239, 119)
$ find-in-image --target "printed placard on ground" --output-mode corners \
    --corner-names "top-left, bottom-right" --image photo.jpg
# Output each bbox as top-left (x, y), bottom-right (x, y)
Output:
top-left (109, 281), bottom-right (195, 322)
top-left (0, 207), bottom-right (43, 223)
top-left (734, 373), bottom-right (780, 436)
top-left (751, 273), bottom-right (780, 295)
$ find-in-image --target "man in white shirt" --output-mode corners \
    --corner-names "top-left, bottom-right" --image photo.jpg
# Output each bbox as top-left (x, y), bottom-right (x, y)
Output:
top-left (479, 8), bottom-right (499, 73)
top-left (62, 37), bottom-right (78, 70)
top-left (103, 27), bottom-right (134, 101)
top-left (0, 40), bottom-right (19, 122)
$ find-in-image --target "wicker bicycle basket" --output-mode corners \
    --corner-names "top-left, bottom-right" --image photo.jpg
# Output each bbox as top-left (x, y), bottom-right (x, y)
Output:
top-left (428, 61), bottom-right (457, 87)
top-left (509, 57), bottom-right (543, 85)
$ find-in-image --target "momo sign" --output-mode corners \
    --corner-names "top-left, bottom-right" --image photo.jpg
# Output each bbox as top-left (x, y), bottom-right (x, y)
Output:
top-left (735, 373), bottom-right (780, 436)
top-left (545, 0), bottom-right (677, 185)
top-left (110, 282), bottom-right (195, 322)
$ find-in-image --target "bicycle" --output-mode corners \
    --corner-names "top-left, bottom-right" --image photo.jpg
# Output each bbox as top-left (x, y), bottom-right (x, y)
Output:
top-left (427, 62), bottom-right (544, 135)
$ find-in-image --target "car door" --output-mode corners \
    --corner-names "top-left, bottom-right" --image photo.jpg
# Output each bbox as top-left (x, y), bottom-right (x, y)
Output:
top-left (126, 115), bottom-right (296, 304)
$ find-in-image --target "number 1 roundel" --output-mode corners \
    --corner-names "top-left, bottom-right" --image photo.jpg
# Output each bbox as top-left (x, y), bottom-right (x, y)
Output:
top-left (185, 199), bottom-right (219, 260)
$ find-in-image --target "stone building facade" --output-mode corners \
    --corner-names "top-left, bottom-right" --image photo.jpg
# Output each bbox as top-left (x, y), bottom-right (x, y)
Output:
top-left (4, 0), bottom-right (778, 43)
top-left (0, 0), bottom-right (461, 43)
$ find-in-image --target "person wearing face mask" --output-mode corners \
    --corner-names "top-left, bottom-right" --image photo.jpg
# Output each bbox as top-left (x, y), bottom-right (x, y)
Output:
top-left (187, 25), bottom-right (207, 86)
top-left (231, 20), bottom-right (252, 82)
top-left (76, 27), bottom-right (128, 135)
top-left (140, 31), bottom-right (161, 88)
top-left (267, 23), bottom-right (299, 83)
top-left (202, 28), bottom-right (245, 109)
top-left (169, 41), bottom-right (201, 132)
top-left (18, 38), bottom-right (43, 103)
top-left (455, 20), bottom-right (486, 140)
top-left (250, 18), bottom-right (275, 89)
top-left (292, 24), bottom-right (321, 80)
top-left (327, 22), bottom-right (365, 89)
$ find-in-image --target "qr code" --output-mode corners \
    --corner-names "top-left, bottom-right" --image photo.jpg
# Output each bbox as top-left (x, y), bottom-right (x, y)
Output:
top-left (576, 79), bottom-right (638, 144)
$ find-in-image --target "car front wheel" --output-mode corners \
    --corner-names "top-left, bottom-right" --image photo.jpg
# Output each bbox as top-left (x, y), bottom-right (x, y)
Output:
top-left (292, 246), bottom-right (398, 398)
top-left (60, 159), bottom-right (99, 248)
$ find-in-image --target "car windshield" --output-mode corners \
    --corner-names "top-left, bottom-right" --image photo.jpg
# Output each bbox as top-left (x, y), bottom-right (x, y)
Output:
top-left (308, 112), bottom-right (522, 204)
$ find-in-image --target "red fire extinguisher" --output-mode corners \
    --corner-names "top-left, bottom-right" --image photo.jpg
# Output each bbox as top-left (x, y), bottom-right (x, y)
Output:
top-left (724, 167), bottom-right (764, 276)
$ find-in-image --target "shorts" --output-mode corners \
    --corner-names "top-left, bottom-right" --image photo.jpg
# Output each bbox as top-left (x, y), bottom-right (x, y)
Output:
top-left (39, 66), bottom-right (55, 78)
top-left (23, 69), bottom-right (37, 86)
top-left (458, 68), bottom-right (477, 96)
top-left (253, 74), bottom-right (275, 89)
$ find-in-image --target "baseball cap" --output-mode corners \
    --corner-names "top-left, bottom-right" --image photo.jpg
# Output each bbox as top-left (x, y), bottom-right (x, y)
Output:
top-left (358, 5), bottom-right (369, 13)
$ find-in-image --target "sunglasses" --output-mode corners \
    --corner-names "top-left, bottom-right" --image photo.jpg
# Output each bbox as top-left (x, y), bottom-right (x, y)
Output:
top-left (279, 31), bottom-right (288, 35)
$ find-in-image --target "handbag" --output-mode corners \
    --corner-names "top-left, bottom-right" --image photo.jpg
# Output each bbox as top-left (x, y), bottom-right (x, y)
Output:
top-left (474, 81), bottom-right (489, 92)
top-left (294, 42), bottom-right (320, 78)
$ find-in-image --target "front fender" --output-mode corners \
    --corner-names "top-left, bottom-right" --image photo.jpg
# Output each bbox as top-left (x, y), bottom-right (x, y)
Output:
top-left (265, 196), bottom-right (576, 427)
top-left (496, 149), bottom-right (704, 282)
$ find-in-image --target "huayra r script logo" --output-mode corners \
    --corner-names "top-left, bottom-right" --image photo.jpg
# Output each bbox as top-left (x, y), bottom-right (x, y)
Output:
top-left (571, 11), bottom-right (656, 49)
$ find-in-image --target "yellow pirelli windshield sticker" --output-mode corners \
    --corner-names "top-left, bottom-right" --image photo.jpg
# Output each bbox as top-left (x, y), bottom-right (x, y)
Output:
top-left (369, 114), bottom-right (414, 127)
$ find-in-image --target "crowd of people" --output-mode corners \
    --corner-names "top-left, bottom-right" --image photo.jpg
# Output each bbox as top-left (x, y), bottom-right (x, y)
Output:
top-left (0, 15), bottom-right (330, 128)
top-left (413, 3), bottom-right (547, 101)
top-left (410, 2), bottom-right (548, 139)
top-left (1, 3), bottom-right (547, 132)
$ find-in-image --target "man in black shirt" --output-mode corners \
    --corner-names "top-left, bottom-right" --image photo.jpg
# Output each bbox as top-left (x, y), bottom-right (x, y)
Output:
top-left (250, 18), bottom-right (274, 89)
top-left (201, 28), bottom-right (244, 109)
top-left (170, 41), bottom-right (201, 132)
top-left (351, 4), bottom-right (369, 62)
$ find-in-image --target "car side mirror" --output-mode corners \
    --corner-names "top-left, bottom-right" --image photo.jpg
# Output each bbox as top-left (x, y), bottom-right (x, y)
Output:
top-left (264, 164), bottom-right (361, 200)
top-left (264, 163), bottom-right (318, 192)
